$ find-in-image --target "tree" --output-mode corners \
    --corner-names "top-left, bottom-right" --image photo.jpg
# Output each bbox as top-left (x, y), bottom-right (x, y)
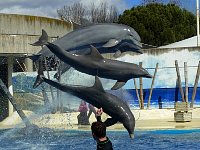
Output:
top-left (57, 2), bottom-right (118, 24)
top-left (141, 0), bottom-right (163, 5)
top-left (118, 3), bottom-right (196, 46)
top-left (57, 3), bottom-right (85, 24)
top-left (141, 0), bottom-right (181, 6)
top-left (169, 0), bottom-right (181, 6)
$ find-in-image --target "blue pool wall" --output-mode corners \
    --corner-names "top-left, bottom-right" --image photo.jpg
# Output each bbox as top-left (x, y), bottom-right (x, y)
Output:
top-left (12, 47), bottom-right (200, 109)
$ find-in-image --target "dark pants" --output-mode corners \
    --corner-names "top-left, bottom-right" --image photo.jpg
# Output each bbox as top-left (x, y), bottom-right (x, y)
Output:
top-left (77, 112), bottom-right (90, 125)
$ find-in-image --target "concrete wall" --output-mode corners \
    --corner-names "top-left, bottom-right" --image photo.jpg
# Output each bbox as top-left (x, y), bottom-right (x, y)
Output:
top-left (0, 13), bottom-right (74, 55)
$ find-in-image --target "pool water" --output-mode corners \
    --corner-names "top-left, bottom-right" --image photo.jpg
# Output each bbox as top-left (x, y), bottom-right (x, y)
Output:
top-left (0, 129), bottom-right (200, 150)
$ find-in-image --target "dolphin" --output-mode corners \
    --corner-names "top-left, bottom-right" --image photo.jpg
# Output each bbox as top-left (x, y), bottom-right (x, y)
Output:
top-left (53, 41), bottom-right (142, 79)
top-left (31, 23), bottom-right (142, 59)
top-left (33, 63), bottom-right (135, 138)
top-left (30, 24), bottom-right (143, 78)
top-left (44, 42), bottom-right (152, 90)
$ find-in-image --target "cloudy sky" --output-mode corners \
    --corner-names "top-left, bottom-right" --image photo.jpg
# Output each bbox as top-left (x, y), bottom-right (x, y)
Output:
top-left (0, 0), bottom-right (139, 18)
top-left (0, 0), bottom-right (196, 19)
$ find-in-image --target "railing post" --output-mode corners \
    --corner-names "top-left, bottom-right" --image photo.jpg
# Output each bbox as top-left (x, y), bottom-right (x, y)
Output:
top-left (184, 62), bottom-right (188, 102)
top-left (139, 62), bottom-right (144, 109)
top-left (147, 63), bottom-right (158, 109)
top-left (175, 60), bottom-right (185, 102)
top-left (133, 78), bottom-right (141, 109)
top-left (190, 61), bottom-right (200, 108)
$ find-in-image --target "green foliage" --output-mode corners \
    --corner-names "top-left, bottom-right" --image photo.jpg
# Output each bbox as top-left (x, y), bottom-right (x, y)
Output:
top-left (118, 3), bottom-right (196, 46)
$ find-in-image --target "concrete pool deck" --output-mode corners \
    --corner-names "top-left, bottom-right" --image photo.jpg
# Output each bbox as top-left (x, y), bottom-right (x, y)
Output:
top-left (0, 108), bottom-right (200, 131)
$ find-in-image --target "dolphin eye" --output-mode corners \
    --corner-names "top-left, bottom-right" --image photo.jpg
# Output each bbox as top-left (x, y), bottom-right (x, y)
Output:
top-left (129, 34), bottom-right (133, 37)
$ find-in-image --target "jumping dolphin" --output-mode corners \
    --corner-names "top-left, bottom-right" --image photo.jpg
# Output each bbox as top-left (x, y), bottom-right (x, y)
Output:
top-left (30, 24), bottom-right (143, 78)
top-left (31, 23), bottom-right (142, 59)
top-left (44, 42), bottom-right (152, 90)
top-left (33, 64), bottom-right (135, 138)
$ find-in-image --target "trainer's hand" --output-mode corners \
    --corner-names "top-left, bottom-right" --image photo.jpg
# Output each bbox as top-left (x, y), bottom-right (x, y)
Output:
top-left (96, 108), bottom-right (103, 116)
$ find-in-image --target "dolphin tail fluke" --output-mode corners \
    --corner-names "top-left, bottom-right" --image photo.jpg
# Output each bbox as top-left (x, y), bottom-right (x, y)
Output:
top-left (33, 60), bottom-right (44, 88)
top-left (29, 29), bottom-right (48, 46)
top-left (111, 80), bottom-right (126, 90)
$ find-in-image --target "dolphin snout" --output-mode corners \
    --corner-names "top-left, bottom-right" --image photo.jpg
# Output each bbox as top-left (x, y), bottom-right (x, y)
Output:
top-left (136, 49), bottom-right (143, 54)
top-left (129, 133), bottom-right (134, 139)
top-left (146, 74), bottom-right (153, 78)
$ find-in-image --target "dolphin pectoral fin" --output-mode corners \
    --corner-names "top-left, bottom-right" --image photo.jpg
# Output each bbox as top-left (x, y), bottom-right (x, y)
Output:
top-left (104, 118), bottom-right (118, 127)
top-left (102, 39), bottom-right (120, 48)
top-left (113, 49), bottom-right (122, 58)
top-left (111, 80), bottom-right (126, 90)
top-left (29, 29), bottom-right (48, 46)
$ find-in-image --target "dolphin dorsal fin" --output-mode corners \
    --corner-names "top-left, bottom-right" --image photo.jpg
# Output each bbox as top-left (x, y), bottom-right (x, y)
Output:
top-left (93, 76), bottom-right (105, 93)
top-left (89, 45), bottom-right (104, 59)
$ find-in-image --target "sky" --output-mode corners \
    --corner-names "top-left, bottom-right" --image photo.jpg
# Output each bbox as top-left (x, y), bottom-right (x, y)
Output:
top-left (0, 0), bottom-right (196, 19)
top-left (0, 0), bottom-right (137, 18)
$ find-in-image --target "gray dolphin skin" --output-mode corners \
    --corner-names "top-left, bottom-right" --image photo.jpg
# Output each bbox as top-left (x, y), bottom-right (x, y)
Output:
top-left (44, 42), bottom-right (152, 90)
top-left (31, 23), bottom-right (142, 59)
top-left (31, 23), bottom-right (143, 78)
top-left (33, 65), bottom-right (135, 138)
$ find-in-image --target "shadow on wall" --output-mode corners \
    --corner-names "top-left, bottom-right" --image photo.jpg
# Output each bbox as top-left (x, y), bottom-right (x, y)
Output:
top-left (0, 62), bottom-right (9, 121)
top-left (0, 88), bottom-right (9, 121)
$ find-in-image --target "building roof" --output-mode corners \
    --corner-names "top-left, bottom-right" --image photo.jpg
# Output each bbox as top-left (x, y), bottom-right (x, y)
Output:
top-left (159, 36), bottom-right (198, 49)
